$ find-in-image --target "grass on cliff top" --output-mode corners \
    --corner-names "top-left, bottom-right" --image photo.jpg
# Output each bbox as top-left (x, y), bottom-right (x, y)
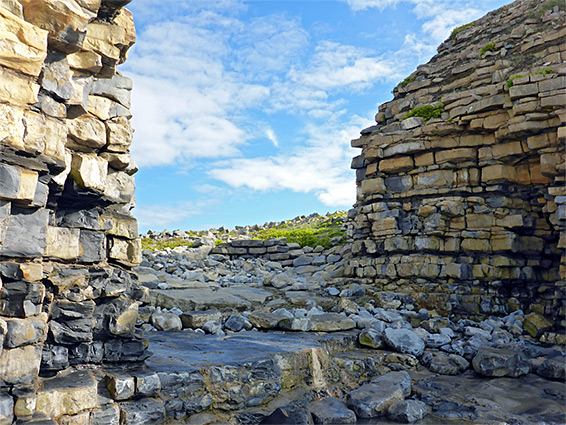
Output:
top-left (141, 238), bottom-right (195, 251)
top-left (249, 213), bottom-right (347, 249)
top-left (447, 22), bottom-right (475, 41)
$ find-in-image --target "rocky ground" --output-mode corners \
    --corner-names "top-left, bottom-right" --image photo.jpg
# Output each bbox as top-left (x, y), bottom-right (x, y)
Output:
top-left (127, 224), bottom-right (566, 425)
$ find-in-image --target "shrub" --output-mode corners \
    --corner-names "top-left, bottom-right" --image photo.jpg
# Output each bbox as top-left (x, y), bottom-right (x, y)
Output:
top-left (397, 76), bottom-right (416, 90)
top-left (448, 22), bottom-right (475, 41)
top-left (505, 74), bottom-right (524, 89)
top-left (404, 104), bottom-right (444, 121)
top-left (480, 42), bottom-right (496, 56)
top-left (535, 67), bottom-right (556, 75)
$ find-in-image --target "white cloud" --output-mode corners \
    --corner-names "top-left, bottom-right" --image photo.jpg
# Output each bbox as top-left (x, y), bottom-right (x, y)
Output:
top-left (209, 115), bottom-right (373, 208)
top-left (343, 0), bottom-right (402, 11)
top-left (230, 14), bottom-right (309, 80)
top-left (134, 201), bottom-right (208, 231)
top-left (265, 128), bottom-right (279, 148)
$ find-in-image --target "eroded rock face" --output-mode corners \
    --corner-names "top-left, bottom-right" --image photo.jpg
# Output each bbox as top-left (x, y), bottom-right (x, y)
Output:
top-left (347, 0), bottom-right (565, 330)
top-left (0, 0), bottom-right (142, 422)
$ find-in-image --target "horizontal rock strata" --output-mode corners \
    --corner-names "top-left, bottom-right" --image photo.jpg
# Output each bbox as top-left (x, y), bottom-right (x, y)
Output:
top-left (347, 0), bottom-right (565, 330)
top-left (0, 0), bottom-right (143, 424)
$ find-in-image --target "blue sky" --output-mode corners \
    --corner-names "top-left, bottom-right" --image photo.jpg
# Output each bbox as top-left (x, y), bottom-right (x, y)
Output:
top-left (122, 0), bottom-right (510, 233)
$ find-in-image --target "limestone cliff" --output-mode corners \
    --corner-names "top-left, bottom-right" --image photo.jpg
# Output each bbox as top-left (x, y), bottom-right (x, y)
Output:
top-left (347, 0), bottom-right (565, 336)
top-left (0, 0), bottom-right (143, 422)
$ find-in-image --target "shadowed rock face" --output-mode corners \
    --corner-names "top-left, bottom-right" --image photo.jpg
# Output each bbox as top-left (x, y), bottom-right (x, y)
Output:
top-left (346, 0), bottom-right (565, 329)
top-left (0, 0), bottom-right (142, 423)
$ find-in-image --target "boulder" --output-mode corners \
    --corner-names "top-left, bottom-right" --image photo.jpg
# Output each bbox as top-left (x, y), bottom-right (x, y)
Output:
top-left (347, 371), bottom-right (410, 418)
top-left (307, 397), bottom-right (356, 424)
top-left (384, 328), bottom-right (425, 357)
top-left (472, 347), bottom-right (530, 378)
top-left (359, 328), bottom-right (383, 348)
top-left (387, 399), bottom-right (430, 423)
top-left (150, 312), bottom-right (181, 332)
top-left (428, 353), bottom-right (469, 375)
top-left (309, 313), bottom-right (356, 332)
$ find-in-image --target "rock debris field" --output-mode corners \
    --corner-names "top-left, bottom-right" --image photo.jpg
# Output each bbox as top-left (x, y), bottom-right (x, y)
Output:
top-left (129, 230), bottom-right (566, 425)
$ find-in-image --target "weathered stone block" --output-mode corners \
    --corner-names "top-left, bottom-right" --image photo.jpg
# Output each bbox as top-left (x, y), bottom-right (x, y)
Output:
top-left (19, 0), bottom-right (93, 54)
top-left (67, 114), bottom-right (106, 150)
top-left (0, 344), bottom-right (42, 385)
top-left (361, 178), bottom-right (385, 195)
top-left (41, 51), bottom-right (73, 100)
top-left (35, 370), bottom-right (98, 418)
top-left (104, 170), bottom-right (135, 204)
top-left (46, 226), bottom-right (81, 259)
top-left (379, 156), bottom-right (414, 173)
top-left (4, 313), bottom-right (47, 348)
top-left (101, 213), bottom-right (138, 238)
top-left (70, 153), bottom-right (108, 191)
top-left (0, 207), bottom-right (48, 257)
top-left (0, 392), bottom-right (13, 425)
top-left (0, 6), bottom-right (47, 76)
top-left (109, 237), bottom-right (142, 266)
top-left (67, 50), bottom-right (102, 73)
top-left (0, 67), bottom-right (40, 105)
top-left (105, 116), bottom-right (132, 152)
top-left (481, 164), bottom-right (518, 184)
top-left (0, 104), bottom-right (25, 150)
top-left (79, 230), bottom-right (106, 262)
top-left (435, 148), bottom-right (476, 164)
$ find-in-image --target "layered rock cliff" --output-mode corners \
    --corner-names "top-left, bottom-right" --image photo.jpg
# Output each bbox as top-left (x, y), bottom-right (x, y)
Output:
top-left (347, 0), bottom-right (565, 334)
top-left (0, 0), bottom-right (143, 423)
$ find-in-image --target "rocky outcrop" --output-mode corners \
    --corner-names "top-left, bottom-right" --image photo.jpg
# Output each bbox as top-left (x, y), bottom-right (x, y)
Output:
top-left (347, 0), bottom-right (565, 336)
top-left (0, 0), bottom-right (143, 423)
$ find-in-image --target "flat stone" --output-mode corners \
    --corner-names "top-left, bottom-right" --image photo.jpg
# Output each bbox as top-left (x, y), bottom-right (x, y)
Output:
top-left (371, 371), bottom-right (412, 397)
top-left (307, 397), bottom-right (356, 424)
top-left (472, 347), bottom-right (530, 378)
top-left (428, 353), bottom-right (469, 375)
top-left (523, 313), bottom-right (553, 338)
top-left (309, 313), bottom-right (356, 332)
top-left (279, 317), bottom-right (311, 332)
top-left (384, 328), bottom-right (425, 357)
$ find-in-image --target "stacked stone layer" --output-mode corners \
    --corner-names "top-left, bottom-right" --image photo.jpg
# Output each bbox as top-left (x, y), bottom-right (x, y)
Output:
top-left (347, 0), bottom-right (565, 328)
top-left (0, 0), bottom-right (144, 423)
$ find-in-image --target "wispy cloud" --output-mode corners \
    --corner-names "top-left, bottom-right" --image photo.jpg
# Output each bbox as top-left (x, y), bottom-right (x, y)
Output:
top-left (135, 200), bottom-right (211, 231)
top-left (265, 128), bottom-right (279, 148)
top-left (209, 115), bottom-right (373, 208)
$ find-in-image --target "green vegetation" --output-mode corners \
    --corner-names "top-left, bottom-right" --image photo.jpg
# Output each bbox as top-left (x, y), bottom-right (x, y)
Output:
top-left (506, 68), bottom-right (556, 89)
top-left (249, 213), bottom-right (347, 249)
top-left (535, 67), bottom-right (556, 75)
top-left (404, 103), bottom-right (444, 121)
top-left (479, 42), bottom-right (496, 56)
top-left (506, 74), bottom-right (524, 89)
top-left (396, 76), bottom-right (416, 91)
top-left (448, 22), bottom-right (475, 41)
top-left (141, 238), bottom-right (194, 251)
